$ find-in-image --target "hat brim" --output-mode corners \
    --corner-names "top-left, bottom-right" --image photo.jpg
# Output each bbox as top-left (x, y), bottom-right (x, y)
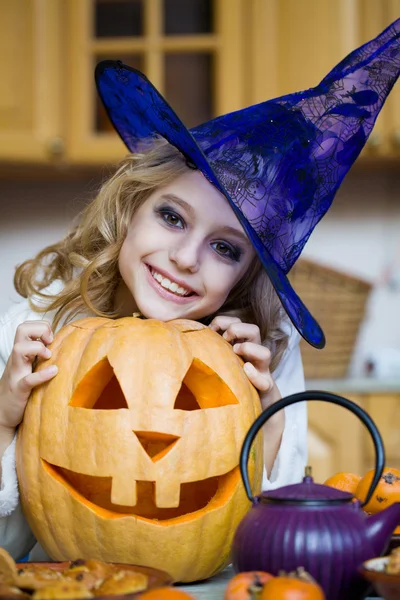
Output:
top-left (95, 61), bottom-right (325, 349)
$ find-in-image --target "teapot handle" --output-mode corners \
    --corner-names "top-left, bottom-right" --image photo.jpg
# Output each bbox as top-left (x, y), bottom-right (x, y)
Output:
top-left (241, 390), bottom-right (385, 508)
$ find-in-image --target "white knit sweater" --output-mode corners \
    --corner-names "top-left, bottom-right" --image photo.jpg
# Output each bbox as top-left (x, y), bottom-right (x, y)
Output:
top-left (0, 282), bottom-right (307, 559)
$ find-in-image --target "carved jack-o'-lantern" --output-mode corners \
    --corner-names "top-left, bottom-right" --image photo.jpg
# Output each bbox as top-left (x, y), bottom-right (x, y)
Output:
top-left (16, 317), bottom-right (263, 582)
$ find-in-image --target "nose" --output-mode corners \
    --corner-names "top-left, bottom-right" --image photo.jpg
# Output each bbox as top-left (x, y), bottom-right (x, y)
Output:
top-left (169, 237), bottom-right (201, 273)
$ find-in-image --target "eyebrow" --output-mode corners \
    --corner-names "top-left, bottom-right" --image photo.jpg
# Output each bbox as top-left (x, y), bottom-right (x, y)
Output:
top-left (161, 194), bottom-right (195, 217)
top-left (160, 193), bottom-right (251, 245)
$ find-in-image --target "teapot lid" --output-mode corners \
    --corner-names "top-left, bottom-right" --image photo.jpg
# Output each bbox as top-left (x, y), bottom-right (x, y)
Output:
top-left (259, 469), bottom-right (354, 505)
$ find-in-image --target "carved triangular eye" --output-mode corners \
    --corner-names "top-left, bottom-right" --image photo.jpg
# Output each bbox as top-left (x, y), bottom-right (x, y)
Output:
top-left (69, 358), bottom-right (129, 409)
top-left (134, 432), bottom-right (180, 462)
top-left (174, 357), bottom-right (239, 411)
top-left (174, 382), bottom-right (201, 411)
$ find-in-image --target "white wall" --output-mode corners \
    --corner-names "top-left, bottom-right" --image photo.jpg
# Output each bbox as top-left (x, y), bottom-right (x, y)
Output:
top-left (0, 177), bottom-right (101, 308)
top-left (1, 167), bottom-right (399, 377)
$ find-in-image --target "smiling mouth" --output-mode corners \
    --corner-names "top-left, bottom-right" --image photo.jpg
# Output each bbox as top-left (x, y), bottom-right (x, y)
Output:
top-left (146, 264), bottom-right (197, 299)
top-left (42, 460), bottom-right (239, 521)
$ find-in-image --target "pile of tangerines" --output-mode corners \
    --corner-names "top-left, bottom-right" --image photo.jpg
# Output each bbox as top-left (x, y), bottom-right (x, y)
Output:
top-left (138, 567), bottom-right (326, 600)
top-left (324, 466), bottom-right (400, 535)
top-left (222, 568), bottom-right (325, 600)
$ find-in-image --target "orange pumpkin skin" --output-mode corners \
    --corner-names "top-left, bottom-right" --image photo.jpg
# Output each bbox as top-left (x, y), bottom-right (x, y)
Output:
top-left (323, 472), bottom-right (361, 494)
top-left (260, 576), bottom-right (325, 599)
top-left (16, 317), bottom-right (263, 583)
top-left (355, 468), bottom-right (400, 514)
top-left (224, 571), bottom-right (274, 600)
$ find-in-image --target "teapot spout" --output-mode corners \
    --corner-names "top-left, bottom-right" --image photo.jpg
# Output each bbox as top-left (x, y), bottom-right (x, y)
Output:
top-left (366, 502), bottom-right (400, 555)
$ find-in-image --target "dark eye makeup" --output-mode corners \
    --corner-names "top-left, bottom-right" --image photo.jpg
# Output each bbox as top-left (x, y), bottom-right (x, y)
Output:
top-left (155, 205), bottom-right (243, 262)
top-left (158, 207), bottom-right (184, 228)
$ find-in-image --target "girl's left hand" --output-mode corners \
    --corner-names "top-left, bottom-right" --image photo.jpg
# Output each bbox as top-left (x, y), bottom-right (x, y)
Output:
top-left (210, 316), bottom-right (284, 477)
top-left (209, 316), bottom-right (277, 401)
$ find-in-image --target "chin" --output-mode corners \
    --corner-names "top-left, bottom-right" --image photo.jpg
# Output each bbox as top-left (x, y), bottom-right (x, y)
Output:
top-left (137, 302), bottom-right (186, 322)
top-left (141, 301), bottom-right (211, 323)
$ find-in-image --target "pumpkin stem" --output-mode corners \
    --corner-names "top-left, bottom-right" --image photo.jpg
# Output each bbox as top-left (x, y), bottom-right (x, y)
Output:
top-left (246, 574), bottom-right (265, 600)
top-left (247, 580), bottom-right (263, 600)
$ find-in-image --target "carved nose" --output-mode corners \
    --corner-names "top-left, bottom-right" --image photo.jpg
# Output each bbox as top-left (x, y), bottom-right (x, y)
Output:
top-left (109, 432), bottom-right (181, 508)
top-left (134, 431), bottom-right (180, 462)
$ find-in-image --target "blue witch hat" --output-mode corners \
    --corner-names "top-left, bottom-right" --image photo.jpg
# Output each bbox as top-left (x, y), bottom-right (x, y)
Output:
top-left (95, 18), bottom-right (400, 349)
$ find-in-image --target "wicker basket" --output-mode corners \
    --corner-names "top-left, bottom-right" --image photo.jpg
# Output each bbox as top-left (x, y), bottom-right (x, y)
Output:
top-left (288, 259), bottom-right (373, 379)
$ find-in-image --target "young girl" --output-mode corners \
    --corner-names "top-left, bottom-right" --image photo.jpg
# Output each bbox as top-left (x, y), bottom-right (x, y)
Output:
top-left (0, 18), bottom-right (398, 561)
top-left (0, 138), bottom-right (306, 560)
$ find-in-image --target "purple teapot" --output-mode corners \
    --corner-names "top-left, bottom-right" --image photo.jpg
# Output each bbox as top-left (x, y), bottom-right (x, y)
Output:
top-left (232, 391), bottom-right (400, 600)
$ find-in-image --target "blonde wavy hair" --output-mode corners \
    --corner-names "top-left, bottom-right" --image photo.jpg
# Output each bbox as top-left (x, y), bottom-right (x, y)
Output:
top-left (15, 139), bottom-right (289, 371)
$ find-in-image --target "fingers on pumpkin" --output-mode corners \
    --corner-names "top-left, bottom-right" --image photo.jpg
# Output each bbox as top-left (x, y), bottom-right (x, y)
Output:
top-left (243, 363), bottom-right (273, 393)
top-left (13, 340), bottom-right (52, 364)
top-left (233, 342), bottom-right (271, 366)
top-left (222, 323), bottom-right (261, 345)
top-left (21, 364), bottom-right (58, 392)
top-left (208, 316), bottom-right (242, 333)
top-left (15, 320), bottom-right (54, 345)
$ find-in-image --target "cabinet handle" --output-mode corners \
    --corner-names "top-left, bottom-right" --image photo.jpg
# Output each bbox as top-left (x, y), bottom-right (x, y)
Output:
top-left (366, 132), bottom-right (381, 148)
top-left (47, 136), bottom-right (65, 158)
top-left (392, 129), bottom-right (400, 148)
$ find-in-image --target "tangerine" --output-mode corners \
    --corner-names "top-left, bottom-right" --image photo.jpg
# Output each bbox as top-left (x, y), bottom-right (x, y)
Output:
top-left (355, 467), bottom-right (400, 514)
top-left (260, 573), bottom-right (325, 600)
top-left (323, 472), bottom-right (361, 494)
top-left (224, 571), bottom-right (274, 600)
top-left (139, 587), bottom-right (195, 600)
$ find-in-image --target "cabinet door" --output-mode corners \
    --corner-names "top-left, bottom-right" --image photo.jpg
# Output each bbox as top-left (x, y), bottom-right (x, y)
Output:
top-left (307, 393), bottom-right (367, 483)
top-left (66, 0), bottom-right (247, 164)
top-left (363, 393), bottom-right (400, 471)
top-left (358, 0), bottom-right (400, 157)
top-left (247, 0), bottom-right (400, 158)
top-left (247, 0), bottom-right (363, 105)
top-left (0, 0), bottom-right (64, 163)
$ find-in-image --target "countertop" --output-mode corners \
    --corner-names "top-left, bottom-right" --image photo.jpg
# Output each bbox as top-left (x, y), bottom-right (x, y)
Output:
top-left (306, 378), bottom-right (400, 393)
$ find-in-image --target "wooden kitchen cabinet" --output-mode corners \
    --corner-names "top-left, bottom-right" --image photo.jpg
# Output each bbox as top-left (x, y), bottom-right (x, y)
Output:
top-left (247, 0), bottom-right (400, 159)
top-left (306, 383), bottom-right (400, 483)
top-left (65, 0), bottom-right (248, 164)
top-left (0, 0), bottom-right (399, 166)
top-left (0, 0), bottom-right (65, 163)
top-left (363, 393), bottom-right (400, 467)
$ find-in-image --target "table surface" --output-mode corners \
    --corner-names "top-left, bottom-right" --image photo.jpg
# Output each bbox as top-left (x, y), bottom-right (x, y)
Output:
top-left (178, 566), bottom-right (380, 600)
top-left (306, 377), bottom-right (400, 392)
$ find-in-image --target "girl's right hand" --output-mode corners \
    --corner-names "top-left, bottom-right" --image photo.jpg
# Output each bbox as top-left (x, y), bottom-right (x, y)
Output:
top-left (0, 320), bottom-right (58, 431)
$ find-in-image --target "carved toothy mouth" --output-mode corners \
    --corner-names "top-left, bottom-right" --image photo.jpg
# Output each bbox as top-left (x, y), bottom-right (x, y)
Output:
top-left (40, 351), bottom-right (243, 521)
top-left (42, 460), bottom-right (240, 521)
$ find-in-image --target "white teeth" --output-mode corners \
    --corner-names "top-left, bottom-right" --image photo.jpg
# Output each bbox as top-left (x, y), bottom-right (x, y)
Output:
top-left (150, 269), bottom-right (191, 296)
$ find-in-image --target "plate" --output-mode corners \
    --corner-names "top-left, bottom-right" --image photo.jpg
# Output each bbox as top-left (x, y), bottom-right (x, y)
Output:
top-left (359, 556), bottom-right (400, 600)
top-left (13, 561), bottom-right (173, 599)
